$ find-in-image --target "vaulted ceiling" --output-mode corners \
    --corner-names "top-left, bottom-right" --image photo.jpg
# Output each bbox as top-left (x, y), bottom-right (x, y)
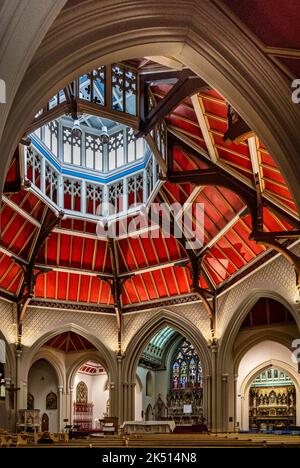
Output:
top-left (1, 56), bottom-right (299, 340)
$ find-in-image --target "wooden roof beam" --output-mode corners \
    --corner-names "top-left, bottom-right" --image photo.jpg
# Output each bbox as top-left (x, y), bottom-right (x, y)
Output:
top-left (136, 70), bottom-right (208, 138)
top-left (191, 94), bottom-right (218, 163)
top-left (15, 208), bottom-right (64, 349)
top-left (167, 132), bottom-right (300, 229)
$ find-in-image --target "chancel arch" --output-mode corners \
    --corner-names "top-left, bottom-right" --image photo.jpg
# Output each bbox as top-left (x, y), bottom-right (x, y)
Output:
top-left (124, 311), bottom-right (211, 424)
top-left (131, 318), bottom-right (207, 426)
top-left (124, 310), bottom-right (211, 385)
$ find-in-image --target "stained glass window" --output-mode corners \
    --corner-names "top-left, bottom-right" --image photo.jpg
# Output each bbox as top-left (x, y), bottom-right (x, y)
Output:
top-left (171, 340), bottom-right (202, 390)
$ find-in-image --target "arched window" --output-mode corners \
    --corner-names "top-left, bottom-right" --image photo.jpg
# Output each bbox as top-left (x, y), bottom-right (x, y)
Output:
top-left (76, 381), bottom-right (88, 403)
top-left (171, 340), bottom-right (202, 390)
top-left (146, 371), bottom-right (153, 397)
top-left (0, 363), bottom-right (5, 401)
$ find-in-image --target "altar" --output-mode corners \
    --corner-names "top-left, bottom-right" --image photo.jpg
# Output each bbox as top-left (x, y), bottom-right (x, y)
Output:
top-left (121, 421), bottom-right (175, 434)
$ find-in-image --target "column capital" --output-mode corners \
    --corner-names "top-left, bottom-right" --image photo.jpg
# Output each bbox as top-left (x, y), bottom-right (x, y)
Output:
top-left (202, 375), bottom-right (211, 381)
top-left (15, 347), bottom-right (22, 358)
top-left (58, 385), bottom-right (63, 392)
top-left (116, 353), bottom-right (124, 362)
top-left (208, 337), bottom-right (219, 351)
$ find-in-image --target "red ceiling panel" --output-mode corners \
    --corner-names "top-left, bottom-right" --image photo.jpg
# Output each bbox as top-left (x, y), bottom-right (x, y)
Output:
top-left (0, 254), bottom-right (23, 293)
top-left (1, 65), bottom-right (298, 311)
top-left (225, 0), bottom-right (300, 49)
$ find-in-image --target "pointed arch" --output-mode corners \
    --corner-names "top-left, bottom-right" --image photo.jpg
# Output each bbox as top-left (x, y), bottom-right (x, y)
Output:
top-left (22, 323), bottom-right (117, 386)
top-left (219, 291), bottom-right (300, 375)
top-left (2, 0), bottom-right (300, 214)
top-left (30, 349), bottom-right (65, 389)
top-left (145, 371), bottom-right (153, 397)
top-left (123, 309), bottom-right (211, 384)
top-left (67, 352), bottom-right (110, 391)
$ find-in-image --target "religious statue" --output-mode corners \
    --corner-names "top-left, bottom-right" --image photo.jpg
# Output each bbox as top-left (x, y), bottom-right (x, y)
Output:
top-left (269, 391), bottom-right (276, 405)
top-left (154, 395), bottom-right (166, 420)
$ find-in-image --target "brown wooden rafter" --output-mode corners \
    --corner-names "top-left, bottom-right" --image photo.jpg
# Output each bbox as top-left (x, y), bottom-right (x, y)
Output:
top-left (157, 190), bottom-right (217, 336)
top-left (223, 104), bottom-right (255, 143)
top-left (167, 129), bottom-right (300, 228)
top-left (166, 134), bottom-right (300, 230)
top-left (98, 237), bottom-right (132, 355)
top-left (13, 207), bottom-right (64, 348)
top-left (167, 135), bottom-right (300, 293)
top-left (135, 70), bottom-right (209, 138)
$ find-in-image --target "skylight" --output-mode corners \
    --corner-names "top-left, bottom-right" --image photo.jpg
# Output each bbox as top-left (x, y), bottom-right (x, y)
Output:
top-left (33, 114), bottom-right (146, 174)
top-left (24, 113), bottom-right (161, 223)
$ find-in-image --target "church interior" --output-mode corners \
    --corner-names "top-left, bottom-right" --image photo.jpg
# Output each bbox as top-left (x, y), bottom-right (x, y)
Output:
top-left (1, 0), bottom-right (300, 449)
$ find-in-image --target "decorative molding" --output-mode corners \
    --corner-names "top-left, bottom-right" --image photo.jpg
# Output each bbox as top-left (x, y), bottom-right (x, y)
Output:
top-left (29, 299), bottom-right (115, 314)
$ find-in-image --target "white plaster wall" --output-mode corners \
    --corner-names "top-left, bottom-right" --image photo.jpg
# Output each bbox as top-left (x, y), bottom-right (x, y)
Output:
top-left (135, 375), bottom-right (143, 421)
top-left (73, 371), bottom-right (109, 427)
top-left (136, 367), bottom-right (156, 419)
top-left (236, 341), bottom-right (300, 431)
top-left (28, 359), bottom-right (59, 433)
top-left (218, 244), bottom-right (300, 338)
top-left (135, 366), bottom-right (169, 420)
top-left (155, 369), bottom-right (169, 405)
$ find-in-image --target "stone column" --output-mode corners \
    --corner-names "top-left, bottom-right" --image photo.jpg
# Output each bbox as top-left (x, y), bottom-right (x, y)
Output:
top-left (116, 354), bottom-right (123, 421)
top-left (122, 382), bottom-right (129, 421)
top-left (203, 375), bottom-right (212, 430)
top-left (58, 385), bottom-right (63, 431)
top-left (210, 342), bottom-right (218, 432)
top-left (130, 382), bottom-right (136, 421)
top-left (221, 374), bottom-right (228, 432)
top-left (15, 348), bottom-right (23, 411)
top-left (109, 382), bottom-right (115, 417)
top-left (68, 386), bottom-right (74, 425)
top-left (233, 373), bottom-right (239, 432)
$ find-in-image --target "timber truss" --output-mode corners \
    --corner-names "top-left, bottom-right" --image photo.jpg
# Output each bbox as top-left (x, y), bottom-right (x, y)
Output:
top-left (1, 59), bottom-right (300, 348)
